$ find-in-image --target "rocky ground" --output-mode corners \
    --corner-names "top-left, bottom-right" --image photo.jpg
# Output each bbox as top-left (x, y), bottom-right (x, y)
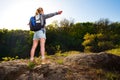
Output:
top-left (0, 52), bottom-right (120, 80)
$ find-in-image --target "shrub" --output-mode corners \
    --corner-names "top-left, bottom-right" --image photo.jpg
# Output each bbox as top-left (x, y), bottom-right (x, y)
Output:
top-left (2, 56), bottom-right (19, 61)
top-left (82, 33), bottom-right (114, 52)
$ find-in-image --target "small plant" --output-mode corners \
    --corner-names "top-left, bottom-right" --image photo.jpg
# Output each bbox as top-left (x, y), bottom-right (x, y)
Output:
top-left (56, 59), bottom-right (64, 64)
top-left (2, 56), bottom-right (19, 61)
top-left (28, 62), bottom-right (36, 69)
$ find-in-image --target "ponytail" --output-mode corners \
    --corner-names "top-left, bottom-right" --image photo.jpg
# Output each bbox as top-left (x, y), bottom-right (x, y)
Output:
top-left (35, 7), bottom-right (43, 15)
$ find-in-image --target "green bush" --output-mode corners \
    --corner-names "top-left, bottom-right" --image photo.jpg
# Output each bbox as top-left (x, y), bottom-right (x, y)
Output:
top-left (82, 33), bottom-right (114, 52)
top-left (2, 56), bottom-right (19, 61)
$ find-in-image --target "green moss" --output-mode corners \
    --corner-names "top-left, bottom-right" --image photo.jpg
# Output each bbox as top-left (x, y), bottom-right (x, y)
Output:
top-left (56, 59), bottom-right (64, 64)
top-left (106, 48), bottom-right (120, 56)
top-left (105, 72), bottom-right (120, 80)
top-left (55, 51), bottom-right (80, 57)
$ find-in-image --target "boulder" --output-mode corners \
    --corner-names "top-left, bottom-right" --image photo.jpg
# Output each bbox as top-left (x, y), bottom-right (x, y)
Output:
top-left (64, 52), bottom-right (120, 71)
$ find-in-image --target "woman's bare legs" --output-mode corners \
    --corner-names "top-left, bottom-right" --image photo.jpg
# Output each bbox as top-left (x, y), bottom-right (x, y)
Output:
top-left (30, 39), bottom-right (39, 61)
top-left (40, 38), bottom-right (46, 60)
top-left (30, 38), bottom-right (46, 64)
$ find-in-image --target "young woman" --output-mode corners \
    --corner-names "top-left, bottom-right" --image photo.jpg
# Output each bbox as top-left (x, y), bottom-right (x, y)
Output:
top-left (30, 7), bottom-right (62, 64)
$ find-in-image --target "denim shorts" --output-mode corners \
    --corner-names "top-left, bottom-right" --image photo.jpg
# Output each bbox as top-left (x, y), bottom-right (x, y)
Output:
top-left (33, 28), bottom-right (46, 40)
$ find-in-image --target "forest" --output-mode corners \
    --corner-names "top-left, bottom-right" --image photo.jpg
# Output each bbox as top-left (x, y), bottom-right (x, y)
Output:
top-left (0, 19), bottom-right (120, 60)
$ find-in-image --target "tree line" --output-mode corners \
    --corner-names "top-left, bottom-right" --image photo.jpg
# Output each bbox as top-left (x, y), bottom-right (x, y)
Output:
top-left (0, 19), bottom-right (120, 60)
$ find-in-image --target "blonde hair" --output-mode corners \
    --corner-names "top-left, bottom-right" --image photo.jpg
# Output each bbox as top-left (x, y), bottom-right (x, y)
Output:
top-left (35, 7), bottom-right (43, 15)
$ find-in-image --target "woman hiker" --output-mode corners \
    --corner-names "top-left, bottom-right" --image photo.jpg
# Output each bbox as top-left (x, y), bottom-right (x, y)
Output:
top-left (29, 7), bottom-right (62, 64)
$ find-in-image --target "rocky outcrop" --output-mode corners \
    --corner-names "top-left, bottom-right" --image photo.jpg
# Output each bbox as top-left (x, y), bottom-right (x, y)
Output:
top-left (0, 60), bottom-right (67, 80)
top-left (64, 52), bottom-right (120, 80)
top-left (64, 52), bottom-right (120, 71)
top-left (0, 52), bottom-right (120, 80)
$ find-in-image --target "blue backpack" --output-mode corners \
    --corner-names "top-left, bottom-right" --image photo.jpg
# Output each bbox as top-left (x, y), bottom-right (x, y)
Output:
top-left (29, 15), bottom-right (45, 31)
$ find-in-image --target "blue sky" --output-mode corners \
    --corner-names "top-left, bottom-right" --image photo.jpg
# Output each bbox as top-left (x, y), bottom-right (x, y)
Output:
top-left (0, 0), bottom-right (120, 30)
